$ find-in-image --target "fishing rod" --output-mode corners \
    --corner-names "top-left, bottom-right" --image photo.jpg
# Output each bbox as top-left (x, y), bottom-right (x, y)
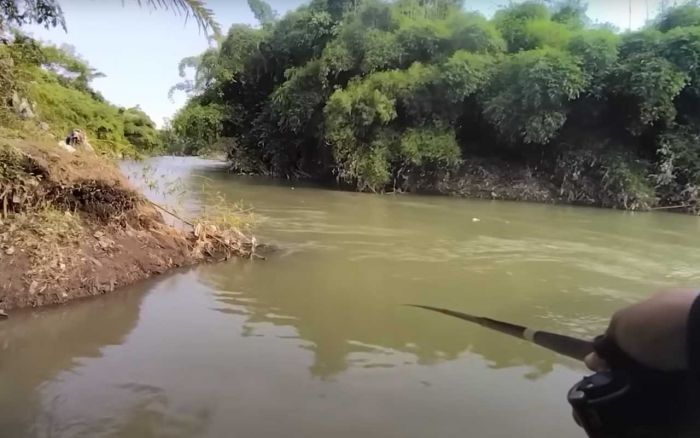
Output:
top-left (409, 304), bottom-right (695, 438)
top-left (407, 304), bottom-right (593, 362)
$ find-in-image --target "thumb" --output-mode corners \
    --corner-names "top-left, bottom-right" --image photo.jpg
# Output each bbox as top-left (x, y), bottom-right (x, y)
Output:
top-left (585, 352), bottom-right (609, 372)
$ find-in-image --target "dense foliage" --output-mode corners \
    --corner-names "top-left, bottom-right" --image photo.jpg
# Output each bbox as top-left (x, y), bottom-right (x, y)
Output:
top-left (169, 0), bottom-right (700, 211)
top-left (0, 0), bottom-right (64, 31)
top-left (0, 34), bottom-right (162, 155)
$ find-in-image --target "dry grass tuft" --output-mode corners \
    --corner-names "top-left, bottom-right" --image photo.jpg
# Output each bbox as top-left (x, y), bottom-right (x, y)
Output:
top-left (137, 175), bottom-right (259, 261)
top-left (0, 207), bottom-right (83, 296)
top-left (186, 185), bottom-right (257, 260)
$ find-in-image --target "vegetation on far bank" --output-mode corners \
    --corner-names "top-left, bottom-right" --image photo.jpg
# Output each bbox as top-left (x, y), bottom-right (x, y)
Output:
top-left (0, 0), bottom-right (223, 157)
top-left (1, 33), bottom-right (163, 156)
top-left (168, 0), bottom-right (700, 213)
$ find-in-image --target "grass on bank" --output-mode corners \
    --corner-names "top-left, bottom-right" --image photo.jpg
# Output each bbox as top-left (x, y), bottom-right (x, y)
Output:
top-left (0, 207), bottom-right (83, 295)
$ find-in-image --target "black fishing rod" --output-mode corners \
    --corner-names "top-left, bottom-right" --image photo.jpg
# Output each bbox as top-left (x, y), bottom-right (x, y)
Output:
top-left (407, 304), bottom-right (593, 361)
top-left (409, 304), bottom-right (697, 438)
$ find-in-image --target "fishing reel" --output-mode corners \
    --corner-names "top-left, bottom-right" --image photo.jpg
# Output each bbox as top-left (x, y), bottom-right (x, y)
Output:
top-left (567, 336), bottom-right (695, 438)
top-left (409, 305), bottom-right (700, 437)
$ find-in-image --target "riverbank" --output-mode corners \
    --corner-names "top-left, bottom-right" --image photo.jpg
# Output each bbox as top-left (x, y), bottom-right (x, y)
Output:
top-left (0, 136), bottom-right (254, 313)
top-left (227, 153), bottom-right (668, 213)
top-left (407, 159), bottom-right (558, 204)
top-left (406, 155), bottom-right (660, 212)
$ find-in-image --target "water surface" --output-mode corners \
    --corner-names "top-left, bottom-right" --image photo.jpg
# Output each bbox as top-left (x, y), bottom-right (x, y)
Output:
top-left (3, 156), bottom-right (700, 437)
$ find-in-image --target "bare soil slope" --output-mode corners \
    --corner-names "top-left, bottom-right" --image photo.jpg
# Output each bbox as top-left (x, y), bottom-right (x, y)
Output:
top-left (0, 137), bottom-right (253, 312)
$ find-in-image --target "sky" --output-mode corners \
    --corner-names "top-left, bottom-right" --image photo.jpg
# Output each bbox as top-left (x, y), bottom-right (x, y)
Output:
top-left (27, 0), bottom-right (670, 127)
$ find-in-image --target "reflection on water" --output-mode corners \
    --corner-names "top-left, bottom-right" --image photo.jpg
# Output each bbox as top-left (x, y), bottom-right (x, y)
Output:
top-left (0, 279), bottom-right (148, 437)
top-left (2, 156), bottom-right (700, 437)
top-left (199, 262), bottom-right (569, 380)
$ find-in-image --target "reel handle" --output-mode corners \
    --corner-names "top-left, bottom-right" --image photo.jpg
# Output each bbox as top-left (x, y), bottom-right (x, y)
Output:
top-left (569, 335), bottom-right (690, 438)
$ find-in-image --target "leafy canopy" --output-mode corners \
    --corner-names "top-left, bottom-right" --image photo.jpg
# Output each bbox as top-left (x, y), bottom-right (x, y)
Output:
top-left (3, 34), bottom-right (162, 155)
top-left (166, 0), bottom-right (700, 209)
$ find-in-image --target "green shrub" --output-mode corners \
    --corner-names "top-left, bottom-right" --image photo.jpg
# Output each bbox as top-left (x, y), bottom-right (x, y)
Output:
top-left (555, 147), bottom-right (654, 210)
top-left (493, 1), bottom-right (550, 52)
top-left (661, 26), bottom-right (700, 94)
top-left (171, 103), bottom-right (225, 154)
top-left (3, 34), bottom-right (160, 157)
top-left (567, 29), bottom-right (620, 96)
top-left (656, 3), bottom-right (700, 32)
top-left (653, 126), bottom-right (700, 211)
top-left (162, 0), bottom-right (700, 211)
top-left (483, 48), bottom-right (586, 144)
top-left (608, 54), bottom-right (688, 134)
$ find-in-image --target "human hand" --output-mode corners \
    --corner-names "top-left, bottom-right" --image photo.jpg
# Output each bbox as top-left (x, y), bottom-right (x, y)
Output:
top-left (585, 289), bottom-right (699, 372)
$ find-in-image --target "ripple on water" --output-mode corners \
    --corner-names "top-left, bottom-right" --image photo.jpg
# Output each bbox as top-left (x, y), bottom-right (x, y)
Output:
top-left (10, 158), bottom-right (697, 438)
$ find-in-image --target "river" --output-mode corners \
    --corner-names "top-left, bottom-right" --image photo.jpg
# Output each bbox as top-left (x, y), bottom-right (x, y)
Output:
top-left (2, 156), bottom-right (700, 438)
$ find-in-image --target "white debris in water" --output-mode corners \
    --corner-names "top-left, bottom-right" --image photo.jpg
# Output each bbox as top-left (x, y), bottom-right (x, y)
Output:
top-left (472, 217), bottom-right (481, 222)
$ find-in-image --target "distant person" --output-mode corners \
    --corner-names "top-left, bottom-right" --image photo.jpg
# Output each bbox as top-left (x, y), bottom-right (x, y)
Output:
top-left (66, 130), bottom-right (78, 147)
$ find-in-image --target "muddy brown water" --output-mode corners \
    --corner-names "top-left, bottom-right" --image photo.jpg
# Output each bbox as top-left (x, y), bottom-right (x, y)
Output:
top-left (3, 156), bottom-right (700, 438)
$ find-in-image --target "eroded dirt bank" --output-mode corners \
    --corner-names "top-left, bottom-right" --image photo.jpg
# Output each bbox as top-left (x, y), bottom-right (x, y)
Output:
top-left (0, 138), bottom-right (254, 313)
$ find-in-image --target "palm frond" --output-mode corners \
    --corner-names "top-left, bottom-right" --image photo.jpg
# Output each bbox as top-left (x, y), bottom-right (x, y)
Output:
top-left (168, 80), bottom-right (194, 101)
top-left (138, 0), bottom-right (222, 39)
top-left (178, 55), bottom-right (201, 78)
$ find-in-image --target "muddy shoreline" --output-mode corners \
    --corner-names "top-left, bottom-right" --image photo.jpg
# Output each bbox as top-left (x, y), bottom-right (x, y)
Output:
top-left (0, 140), bottom-right (254, 314)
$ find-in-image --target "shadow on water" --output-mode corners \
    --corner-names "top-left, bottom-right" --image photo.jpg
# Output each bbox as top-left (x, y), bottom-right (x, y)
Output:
top-left (196, 259), bottom-right (577, 381)
top-left (0, 282), bottom-right (147, 436)
top-left (0, 270), bottom-right (219, 438)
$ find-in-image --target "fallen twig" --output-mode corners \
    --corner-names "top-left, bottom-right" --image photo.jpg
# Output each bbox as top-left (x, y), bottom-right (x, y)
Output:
top-left (146, 199), bottom-right (194, 227)
top-left (146, 199), bottom-right (259, 261)
top-left (650, 204), bottom-right (691, 211)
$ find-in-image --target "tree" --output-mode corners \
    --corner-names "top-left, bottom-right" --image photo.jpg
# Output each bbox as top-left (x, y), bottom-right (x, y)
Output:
top-left (123, 106), bottom-right (162, 152)
top-left (171, 102), bottom-right (224, 154)
top-left (550, 0), bottom-right (589, 29)
top-left (656, 1), bottom-right (700, 32)
top-left (2, 34), bottom-right (161, 154)
top-left (312, 0), bottom-right (363, 20)
top-left (166, 0), bottom-right (700, 210)
top-left (661, 25), bottom-right (700, 94)
top-left (446, 12), bottom-right (506, 54)
top-left (0, 0), bottom-right (64, 31)
top-left (40, 42), bottom-right (106, 90)
top-left (247, 0), bottom-right (277, 26)
top-left (493, 1), bottom-right (550, 52)
top-left (0, 0), bottom-right (220, 37)
top-left (567, 29), bottom-right (619, 96)
top-left (483, 48), bottom-right (586, 144)
top-left (608, 54), bottom-right (687, 134)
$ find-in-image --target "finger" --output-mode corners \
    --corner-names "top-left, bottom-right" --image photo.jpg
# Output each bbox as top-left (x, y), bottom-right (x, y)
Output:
top-left (585, 352), bottom-right (609, 372)
top-left (572, 409), bottom-right (583, 427)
